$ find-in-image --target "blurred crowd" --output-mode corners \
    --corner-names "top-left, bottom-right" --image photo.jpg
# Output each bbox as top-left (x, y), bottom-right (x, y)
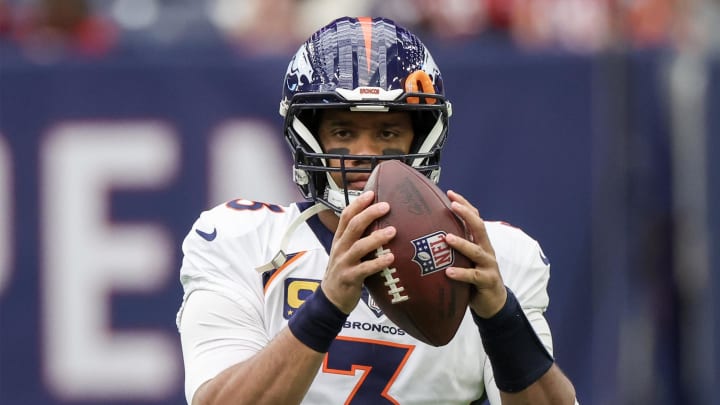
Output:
top-left (0, 0), bottom-right (705, 59)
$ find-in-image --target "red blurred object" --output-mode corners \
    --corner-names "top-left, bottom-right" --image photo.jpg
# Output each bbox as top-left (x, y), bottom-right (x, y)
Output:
top-left (9, 0), bottom-right (117, 57)
top-left (486, 0), bottom-right (514, 29)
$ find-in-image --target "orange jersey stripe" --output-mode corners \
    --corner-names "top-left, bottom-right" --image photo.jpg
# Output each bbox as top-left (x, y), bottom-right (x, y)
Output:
top-left (263, 251), bottom-right (307, 294)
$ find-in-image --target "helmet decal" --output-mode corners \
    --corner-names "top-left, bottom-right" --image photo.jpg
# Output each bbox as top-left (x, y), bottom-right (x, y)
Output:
top-left (284, 46), bottom-right (314, 100)
top-left (281, 17), bottom-right (444, 101)
top-left (358, 16), bottom-right (374, 74)
top-left (405, 70), bottom-right (437, 104)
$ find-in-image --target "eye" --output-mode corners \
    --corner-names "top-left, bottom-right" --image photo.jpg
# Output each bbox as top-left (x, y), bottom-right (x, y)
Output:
top-left (379, 130), bottom-right (399, 140)
top-left (332, 129), bottom-right (353, 139)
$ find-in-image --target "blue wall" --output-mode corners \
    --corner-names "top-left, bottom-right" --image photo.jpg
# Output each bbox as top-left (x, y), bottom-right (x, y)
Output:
top-left (0, 41), bottom-right (716, 404)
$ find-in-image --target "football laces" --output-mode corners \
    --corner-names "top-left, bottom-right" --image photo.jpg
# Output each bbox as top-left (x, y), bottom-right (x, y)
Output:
top-left (375, 247), bottom-right (409, 303)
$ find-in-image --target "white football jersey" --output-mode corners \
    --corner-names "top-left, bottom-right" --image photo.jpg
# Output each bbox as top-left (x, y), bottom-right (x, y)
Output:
top-left (177, 199), bottom-right (554, 405)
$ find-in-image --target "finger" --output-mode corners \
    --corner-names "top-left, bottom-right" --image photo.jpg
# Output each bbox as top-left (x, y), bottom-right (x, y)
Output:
top-left (445, 264), bottom-right (496, 287)
top-left (353, 245), bottom-right (396, 279)
top-left (335, 190), bottom-right (375, 237)
top-left (340, 200), bottom-right (390, 246)
top-left (322, 246), bottom-right (395, 314)
top-left (447, 190), bottom-right (479, 216)
top-left (447, 190), bottom-right (479, 242)
top-left (323, 226), bottom-right (395, 303)
top-left (346, 225), bottom-right (397, 266)
top-left (445, 232), bottom-right (495, 268)
top-left (450, 200), bottom-right (493, 251)
top-left (445, 265), bottom-right (507, 318)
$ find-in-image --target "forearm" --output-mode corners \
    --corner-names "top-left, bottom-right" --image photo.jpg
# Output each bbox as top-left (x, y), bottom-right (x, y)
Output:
top-left (193, 328), bottom-right (324, 405)
top-left (192, 285), bottom-right (348, 405)
top-left (499, 364), bottom-right (576, 405)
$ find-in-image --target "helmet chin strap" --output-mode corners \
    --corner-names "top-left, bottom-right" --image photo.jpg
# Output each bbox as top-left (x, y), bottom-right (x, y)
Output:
top-left (323, 171), bottom-right (363, 214)
top-left (255, 171), bottom-right (362, 273)
top-left (325, 188), bottom-right (362, 214)
top-left (255, 202), bottom-right (330, 272)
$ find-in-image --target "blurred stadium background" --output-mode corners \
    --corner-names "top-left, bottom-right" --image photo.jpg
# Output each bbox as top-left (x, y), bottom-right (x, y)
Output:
top-left (0, 0), bottom-right (718, 404)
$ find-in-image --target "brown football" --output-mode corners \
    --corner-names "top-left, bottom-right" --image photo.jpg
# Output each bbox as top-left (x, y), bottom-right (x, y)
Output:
top-left (363, 160), bottom-right (472, 346)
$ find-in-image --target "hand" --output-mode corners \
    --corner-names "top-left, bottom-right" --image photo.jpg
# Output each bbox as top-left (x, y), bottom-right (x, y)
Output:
top-left (321, 191), bottom-right (397, 314)
top-left (443, 190), bottom-right (507, 318)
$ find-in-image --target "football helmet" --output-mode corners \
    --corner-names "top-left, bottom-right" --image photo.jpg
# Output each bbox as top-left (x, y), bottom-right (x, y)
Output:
top-left (280, 16), bottom-right (452, 213)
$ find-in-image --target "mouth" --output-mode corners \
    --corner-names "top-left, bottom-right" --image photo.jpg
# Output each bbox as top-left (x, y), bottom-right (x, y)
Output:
top-left (345, 174), bottom-right (370, 190)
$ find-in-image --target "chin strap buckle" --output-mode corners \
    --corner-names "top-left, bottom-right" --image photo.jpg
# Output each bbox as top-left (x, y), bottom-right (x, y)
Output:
top-left (255, 202), bottom-right (330, 272)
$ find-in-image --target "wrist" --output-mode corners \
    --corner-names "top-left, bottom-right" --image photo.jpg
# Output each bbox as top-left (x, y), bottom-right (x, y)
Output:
top-left (471, 285), bottom-right (508, 319)
top-left (287, 286), bottom-right (348, 353)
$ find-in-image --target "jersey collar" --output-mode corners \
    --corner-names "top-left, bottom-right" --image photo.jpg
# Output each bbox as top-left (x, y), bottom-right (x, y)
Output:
top-left (298, 201), bottom-right (334, 255)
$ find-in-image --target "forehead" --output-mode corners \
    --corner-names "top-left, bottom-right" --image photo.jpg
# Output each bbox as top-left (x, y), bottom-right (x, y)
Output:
top-left (319, 109), bottom-right (412, 126)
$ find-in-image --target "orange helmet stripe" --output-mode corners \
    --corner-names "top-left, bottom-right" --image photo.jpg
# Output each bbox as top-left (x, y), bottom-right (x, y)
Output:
top-left (358, 16), bottom-right (373, 74)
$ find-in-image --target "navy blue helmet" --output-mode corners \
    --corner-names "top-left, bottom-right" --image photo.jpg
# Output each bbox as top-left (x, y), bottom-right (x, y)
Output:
top-left (280, 16), bottom-right (452, 212)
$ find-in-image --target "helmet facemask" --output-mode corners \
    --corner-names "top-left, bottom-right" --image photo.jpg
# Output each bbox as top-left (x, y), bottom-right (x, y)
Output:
top-left (284, 92), bottom-right (450, 213)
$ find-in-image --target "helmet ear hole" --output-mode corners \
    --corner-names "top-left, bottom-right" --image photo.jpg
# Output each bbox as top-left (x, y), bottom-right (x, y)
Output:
top-left (410, 111), bottom-right (440, 153)
top-left (297, 110), bottom-right (321, 144)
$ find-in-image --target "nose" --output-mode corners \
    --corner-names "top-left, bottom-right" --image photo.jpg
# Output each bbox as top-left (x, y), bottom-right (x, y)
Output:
top-left (348, 134), bottom-right (383, 164)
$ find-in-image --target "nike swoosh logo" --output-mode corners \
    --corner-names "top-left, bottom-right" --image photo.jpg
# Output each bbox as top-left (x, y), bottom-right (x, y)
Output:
top-left (196, 227), bottom-right (217, 241)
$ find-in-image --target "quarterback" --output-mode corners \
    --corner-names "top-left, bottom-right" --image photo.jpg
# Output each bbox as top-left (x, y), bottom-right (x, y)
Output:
top-left (177, 16), bottom-right (578, 404)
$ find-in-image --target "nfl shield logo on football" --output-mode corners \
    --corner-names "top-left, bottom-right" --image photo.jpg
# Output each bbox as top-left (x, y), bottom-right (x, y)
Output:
top-left (411, 231), bottom-right (454, 276)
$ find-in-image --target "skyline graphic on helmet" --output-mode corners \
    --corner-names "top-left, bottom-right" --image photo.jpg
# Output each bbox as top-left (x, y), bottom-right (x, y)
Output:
top-left (281, 16), bottom-right (444, 104)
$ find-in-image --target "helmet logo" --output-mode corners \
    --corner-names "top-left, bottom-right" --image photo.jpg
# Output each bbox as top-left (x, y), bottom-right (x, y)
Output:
top-left (359, 88), bottom-right (380, 95)
top-left (335, 87), bottom-right (403, 101)
top-left (405, 71), bottom-right (437, 104)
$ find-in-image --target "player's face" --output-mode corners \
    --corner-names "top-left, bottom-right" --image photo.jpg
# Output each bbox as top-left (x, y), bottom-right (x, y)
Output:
top-left (318, 109), bottom-right (415, 190)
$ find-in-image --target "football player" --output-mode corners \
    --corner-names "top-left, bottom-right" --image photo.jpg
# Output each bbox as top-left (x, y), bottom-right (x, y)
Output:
top-left (177, 16), bottom-right (578, 405)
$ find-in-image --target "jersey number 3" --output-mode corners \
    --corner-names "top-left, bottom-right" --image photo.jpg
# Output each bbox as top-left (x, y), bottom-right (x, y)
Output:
top-left (323, 336), bottom-right (414, 404)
